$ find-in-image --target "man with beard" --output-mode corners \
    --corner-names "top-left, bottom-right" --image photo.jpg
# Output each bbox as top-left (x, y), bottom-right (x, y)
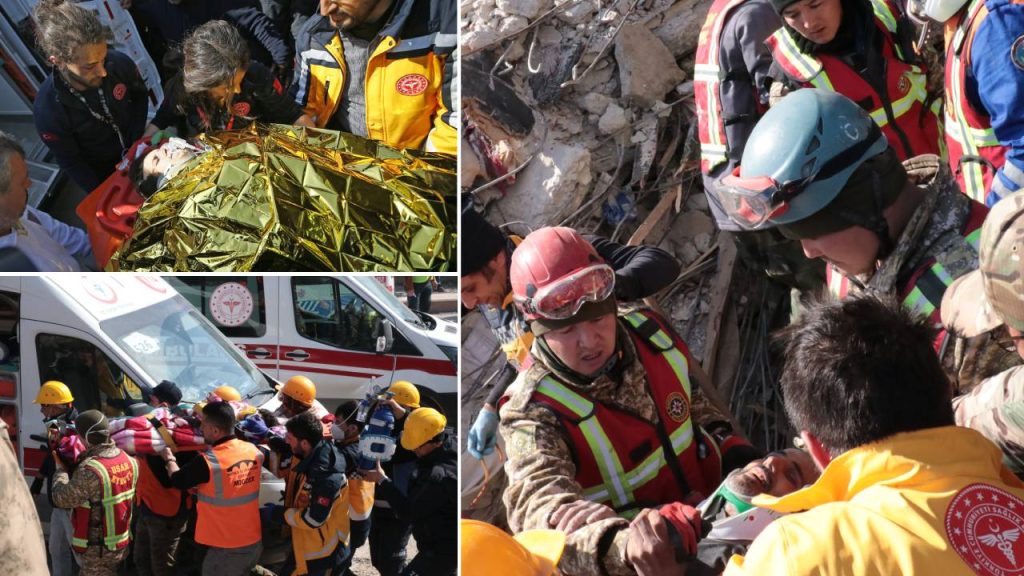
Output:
top-left (32, 0), bottom-right (149, 192)
top-left (290, 0), bottom-right (457, 154)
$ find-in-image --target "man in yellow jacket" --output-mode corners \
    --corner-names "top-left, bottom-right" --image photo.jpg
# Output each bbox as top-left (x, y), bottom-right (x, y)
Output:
top-left (695, 294), bottom-right (1024, 575)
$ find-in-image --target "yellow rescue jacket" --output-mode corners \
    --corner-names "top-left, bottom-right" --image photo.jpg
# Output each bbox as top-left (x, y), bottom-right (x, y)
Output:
top-left (282, 443), bottom-right (352, 575)
top-left (725, 426), bottom-right (1024, 575)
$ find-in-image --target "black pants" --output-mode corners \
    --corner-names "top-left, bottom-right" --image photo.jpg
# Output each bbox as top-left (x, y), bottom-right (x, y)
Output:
top-left (402, 552), bottom-right (456, 576)
top-left (369, 507), bottom-right (412, 576)
top-left (407, 282), bottom-right (433, 314)
top-left (337, 517), bottom-right (371, 575)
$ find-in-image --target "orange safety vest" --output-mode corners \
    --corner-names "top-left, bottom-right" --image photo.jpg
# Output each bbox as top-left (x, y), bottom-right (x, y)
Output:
top-left (135, 456), bottom-right (185, 518)
top-left (695, 0), bottom-right (768, 173)
top-left (195, 439), bottom-right (263, 548)
top-left (943, 0), bottom-right (1008, 204)
top-left (767, 0), bottom-right (942, 161)
top-left (348, 478), bottom-right (375, 522)
top-left (71, 451), bottom-right (138, 553)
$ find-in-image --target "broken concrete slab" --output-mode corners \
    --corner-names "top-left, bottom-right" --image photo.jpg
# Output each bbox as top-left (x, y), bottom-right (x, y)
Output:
top-left (614, 23), bottom-right (686, 107)
top-left (599, 103), bottom-right (629, 134)
top-left (494, 142), bottom-right (593, 229)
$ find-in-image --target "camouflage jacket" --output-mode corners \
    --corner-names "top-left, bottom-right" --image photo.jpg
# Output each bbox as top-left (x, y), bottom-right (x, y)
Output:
top-left (0, 421), bottom-right (48, 575)
top-left (499, 310), bottom-right (730, 576)
top-left (51, 441), bottom-right (126, 548)
top-left (953, 365), bottom-right (1024, 477)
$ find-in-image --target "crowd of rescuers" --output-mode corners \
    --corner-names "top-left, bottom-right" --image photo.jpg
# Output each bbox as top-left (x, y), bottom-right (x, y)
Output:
top-left (460, 16), bottom-right (1024, 570)
top-left (10, 0), bottom-right (455, 271)
top-left (29, 373), bottom-right (456, 576)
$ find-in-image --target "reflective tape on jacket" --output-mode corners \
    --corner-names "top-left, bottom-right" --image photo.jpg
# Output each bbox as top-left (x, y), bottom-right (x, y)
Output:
top-left (195, 439), bottom-right (263, 548)
top-left (944, 0), bottom-right (1008, 203)
top-left (529, 310), bottom-right (721, 512)
top-left (71, 451), bottom-right (138, 553)
top-left (767, 0), bottom-right (942, 160)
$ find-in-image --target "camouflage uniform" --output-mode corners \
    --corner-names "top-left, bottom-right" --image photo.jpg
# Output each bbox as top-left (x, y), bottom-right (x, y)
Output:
top-left (499, 308), bottom-right (731, 576)
top-left (953, 366), bottom-right (1024, 476)
top-left (0, 421), bottom-right (48, 575)
top-left (51, 441), bottom-right (132, 576)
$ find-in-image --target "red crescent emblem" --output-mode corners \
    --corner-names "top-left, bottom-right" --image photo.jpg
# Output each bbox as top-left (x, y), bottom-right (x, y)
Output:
top-left (112, 83), bottom-right (127, 101)
top-left (946, 483), bottom-right (1024, 575)
top-left (232, 101), bottom-right (252, 116)
top-left (395, 74), bottom-right (429, 96)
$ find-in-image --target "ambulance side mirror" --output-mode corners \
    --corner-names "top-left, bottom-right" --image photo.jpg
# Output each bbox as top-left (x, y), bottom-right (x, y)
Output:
top-left (376, 319), bottom-right (394, 354)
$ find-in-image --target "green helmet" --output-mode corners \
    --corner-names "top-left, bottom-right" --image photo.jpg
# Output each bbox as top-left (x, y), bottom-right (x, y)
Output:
top-left (720, 89), bottom-right (888, 230)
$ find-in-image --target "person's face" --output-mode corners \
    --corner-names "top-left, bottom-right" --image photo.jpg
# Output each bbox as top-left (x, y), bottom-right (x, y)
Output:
top-left (799, 225), bottom-right (880, 277)
top-left (285, 431), bottom-right (311, 458)
top-left (460, 255), bottom-right (507, 309)
top-left (142, 144), bottom-right (196, 179)
top-left (40, 403), bottom-right (67, 420)
top-left (200, 419), bottom-right (221, 443)
top-left (58, 43), bottom-right (109, 90)
top-left (0, 154), bottom-right (29, 230)
top-left (782, 0), bottom-right (844, 45)
top-left (320, 0), bottom-right (386, 30)
top-left (542, 313), bottom-right (618, 376)
top-left (1006, 326), bottom-right (1024, 360)
top-left (728, 448), bottom-right (820, 498)
top-left (206, 69), bottom-right (246, 109)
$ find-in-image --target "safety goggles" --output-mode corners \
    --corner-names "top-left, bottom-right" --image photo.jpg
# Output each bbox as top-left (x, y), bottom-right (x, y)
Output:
top-left (719, 169), bottom-right (812, 229)
top-left (517, 264), bottom-right (616, 320)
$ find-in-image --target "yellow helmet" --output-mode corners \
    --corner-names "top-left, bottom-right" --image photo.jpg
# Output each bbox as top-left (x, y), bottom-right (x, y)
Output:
top-left (34, 381), bottom-right (74, 405)
top-left (213, 385), bottom-right (241, 402)
top-left (280, 375), bottom-right (316, 405)
top-left (461, 520), bottom-right (565, 576)
top-left (389, 380), bottom-right (420, 408)
top-left (400, 407), bottom-right (446, 450)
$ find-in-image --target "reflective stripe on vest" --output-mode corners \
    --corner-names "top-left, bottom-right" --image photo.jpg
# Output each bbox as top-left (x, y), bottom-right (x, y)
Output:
top-left (71, 454), bottom-right (138, 552)
top-left (200, 451), bottom-right (261, 507)
top-left (902, 217), bottom-right (983, 319)
top-left (695, 0), bottom-right (754, 171)
top-left (944, 0), bottom-right (1004, 203)
top-left (535, 312), bottom-right (695, 509)
top-left (195, 439), bottom-right (263, 548)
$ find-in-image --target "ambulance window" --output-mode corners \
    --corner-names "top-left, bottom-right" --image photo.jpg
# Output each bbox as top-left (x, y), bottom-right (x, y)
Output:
top-left (166, 277), bottom-right (266, 338)
top-left (293, 277), bottom-right (386, 353)
top-left (35, 335), bottom-right (142, 418)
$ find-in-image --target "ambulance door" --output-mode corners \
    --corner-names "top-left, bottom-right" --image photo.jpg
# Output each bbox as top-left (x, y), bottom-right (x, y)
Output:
top-left (167, 277), bottom-right (280, 379)
top-left (279, 276), bottom-right (399, 401)
top-left (0, 291), bottom-right (24, 471)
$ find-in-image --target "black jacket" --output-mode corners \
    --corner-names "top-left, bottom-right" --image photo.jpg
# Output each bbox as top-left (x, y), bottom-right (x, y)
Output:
top-left (34, 49), bottom-right (149, 191)
top-left (375, 430), bottom-right (457, 560)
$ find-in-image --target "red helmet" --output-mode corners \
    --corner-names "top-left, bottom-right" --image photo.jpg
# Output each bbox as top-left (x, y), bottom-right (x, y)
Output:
top-left (511, 227), bottom-right (615, 321)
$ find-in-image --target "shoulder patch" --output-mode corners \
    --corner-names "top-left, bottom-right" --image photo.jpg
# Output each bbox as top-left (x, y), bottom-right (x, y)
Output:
top-left (1013, 35), bottom-right (1024, 71)
top-left (946, 483), bottom-right (1024, 575)
top-left (506, 424), bottom-right (538, 458)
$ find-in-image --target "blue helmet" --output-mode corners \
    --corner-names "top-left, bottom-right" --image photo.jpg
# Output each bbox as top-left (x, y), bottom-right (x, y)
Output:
top-left (719, 89), bottom-right (888, 229)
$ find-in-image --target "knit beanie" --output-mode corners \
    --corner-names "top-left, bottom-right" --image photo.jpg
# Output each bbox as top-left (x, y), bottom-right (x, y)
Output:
top-left (462, 193), bottom-right (507, 276)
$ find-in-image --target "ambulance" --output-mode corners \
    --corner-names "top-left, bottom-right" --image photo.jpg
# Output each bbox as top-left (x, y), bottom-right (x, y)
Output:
top-left (0, 275), bottom-right (284, 506)
top-left (167, 276), bottom-right (458, 416)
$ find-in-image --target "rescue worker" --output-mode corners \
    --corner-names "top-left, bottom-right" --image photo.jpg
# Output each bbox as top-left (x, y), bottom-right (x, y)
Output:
top-left (51, 410), bottom-right (139, 576)
top-left (368, 380), bottom-right (421, 576)
top-left (461, 520), bottom-right (565, 576)
top-left (499, 226), bottom-right (755, 575)
top-left (404, 275), bottom-right (436, 313)
top-left (160, 401), bottom-right (263, 576)
top-left (362, 408), bottom-right (457, 576)
top-left (942, 192), bottom-right (1024, 476)
top-left (32, 0), bottom-right (150, 192)
top-left (721, 89), bottom-right (986, 358)
top-left (709, 294), bottom-right (1024, 574)
top-left (461, 196), bottom-right (684, 461)
top-left (290, 0), bottom-right (458, 154)
top-left (332, 401), bottom-right (374, 576)
top-left (934, 0), bottom-right (1024, 204)
top-left (0, 131), bottom-right (92, 272)
top-left (279, 411), bottom-right (351, 576)
top-left (765, 0), bottom-right (943, 161)
top-left (33, 380), bottom-right (78, 576)
top-left (137, 379), bottom-right (192, 576)
top-left (0, 418), bottom-right (49, 576)
top-left (275, 375), bottom-right (329, 421)
top-left (148, 20), bottom-right (314, 137)
top-left (211, 384), bottom-right (242, 402)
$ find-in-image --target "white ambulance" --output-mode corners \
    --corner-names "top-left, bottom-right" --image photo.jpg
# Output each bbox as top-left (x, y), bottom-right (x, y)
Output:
top-left (167, 276), bottom-right (458, 416)
top-left (0, 275), bottom-right (283, 506)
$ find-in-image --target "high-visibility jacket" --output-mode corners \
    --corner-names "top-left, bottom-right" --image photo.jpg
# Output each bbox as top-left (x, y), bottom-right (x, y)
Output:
top-left (71, 451), bottom-right (138, 553)
top-left (349, 478), bottom-right (375, 522)
top-left (282, 441), bottom-right (351, 575)
top-left (290, 0), bottom-right (457, 154)
top-left (725, 426), bottom-right (1024, 575)
top-left (135, 456), bottom-right (185, 518)
top-left (195, 439), bottom-right (263, 548)
top-left (767, 0), bottom-right (942, 161)
top-left (943, 0), bottom-right (1009, 204)
top-left (529, 310), bottom-right (721, 512)
top-left (695, 0), bottom-right (768, 173)
top-left (827, 198), bottom-right (985, 349)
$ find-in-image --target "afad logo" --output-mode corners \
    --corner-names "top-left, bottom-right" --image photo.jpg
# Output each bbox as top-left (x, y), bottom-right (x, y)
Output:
top-left (395, 74), bottom-right (429, 96)
top-left (226, 459), bottom-right (260, 488)
top-left (946, 483), bottom-right (1024, 575)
